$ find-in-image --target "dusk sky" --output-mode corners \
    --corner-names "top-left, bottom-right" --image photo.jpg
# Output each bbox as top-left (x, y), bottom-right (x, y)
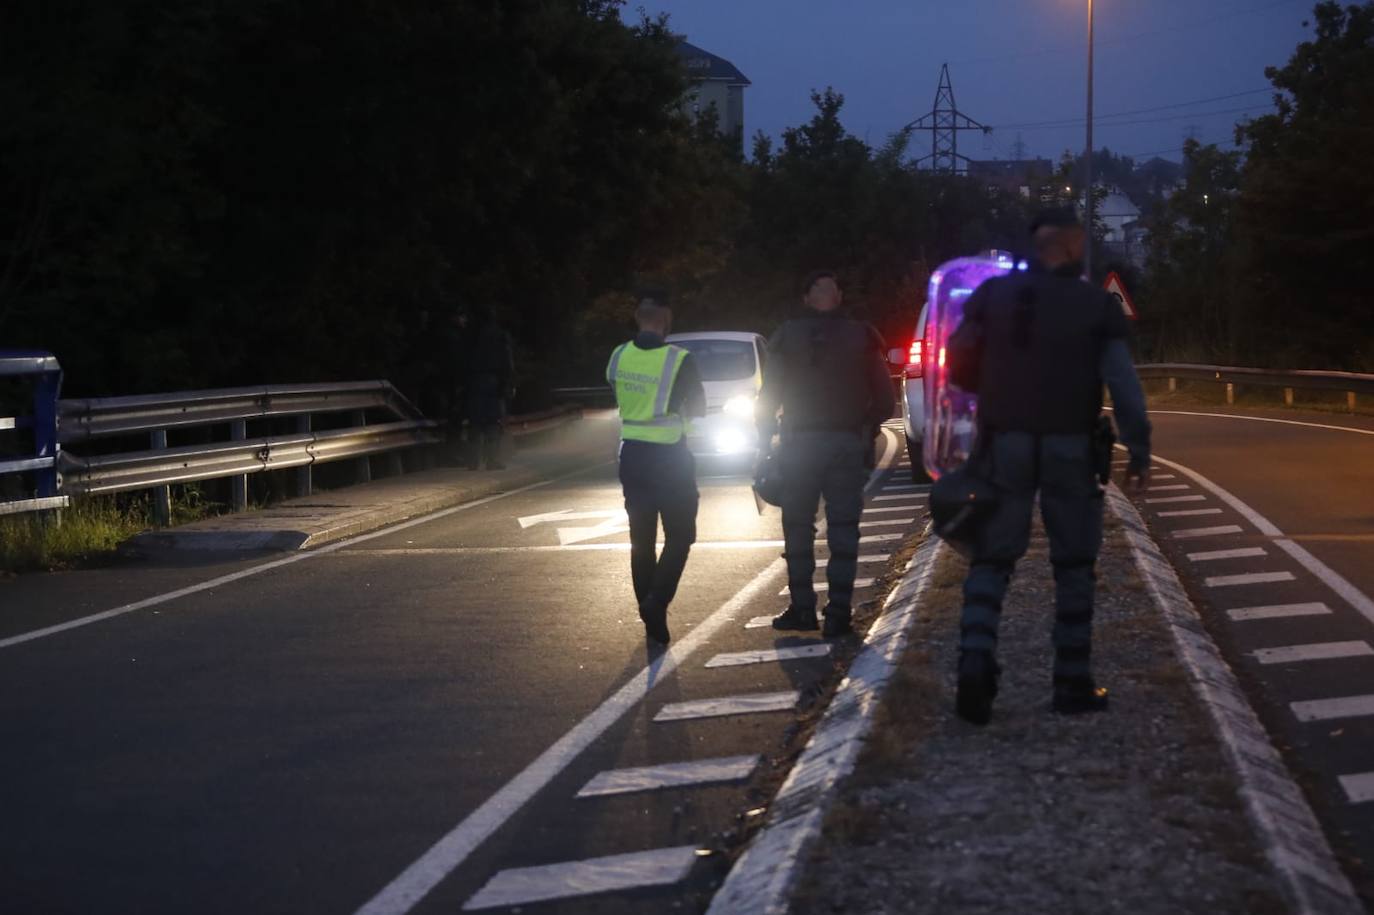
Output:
top-left (630, 0), bottom-right (1316, 164)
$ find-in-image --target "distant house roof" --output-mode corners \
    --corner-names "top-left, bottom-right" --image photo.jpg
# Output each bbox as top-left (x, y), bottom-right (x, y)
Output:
top-left (676, 40), bottom-right (750, 85)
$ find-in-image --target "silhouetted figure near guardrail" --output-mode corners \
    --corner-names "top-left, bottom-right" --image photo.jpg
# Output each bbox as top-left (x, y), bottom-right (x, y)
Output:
top-left (457, 304), bottom-right (515, 471)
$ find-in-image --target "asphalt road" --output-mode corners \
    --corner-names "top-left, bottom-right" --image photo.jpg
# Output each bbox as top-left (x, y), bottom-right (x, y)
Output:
top-left (0, 421), bottom-right (930, 914)
top-left (1127, 405), bottom-right (1374, 903)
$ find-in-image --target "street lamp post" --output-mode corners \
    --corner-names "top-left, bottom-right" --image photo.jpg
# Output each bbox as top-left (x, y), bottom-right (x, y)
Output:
top-left (1084, 0), bottom-right (1095, 280)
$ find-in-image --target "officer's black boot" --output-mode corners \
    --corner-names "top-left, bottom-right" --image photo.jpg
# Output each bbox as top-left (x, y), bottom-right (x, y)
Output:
top-left (821, 604), bottom-right (853, 639)
top-left (771, 605), bottom-right (818, 631)
top-left (640, 602), bottom-right (671, 646)
top-left (955, 649), bottom-right (1000, 726)
top-left (1052, 675), bottom-right (1109, 714)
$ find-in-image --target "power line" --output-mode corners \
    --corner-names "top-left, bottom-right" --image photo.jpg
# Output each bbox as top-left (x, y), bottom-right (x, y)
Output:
top-left (995, 88), bottom-right (1274, 130)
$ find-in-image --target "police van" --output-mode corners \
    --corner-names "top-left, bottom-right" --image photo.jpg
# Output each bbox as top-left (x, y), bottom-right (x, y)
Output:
top-left (888, 303), bottom-right (932, 482)
top-left (664, 331), bottom-right (768, 461)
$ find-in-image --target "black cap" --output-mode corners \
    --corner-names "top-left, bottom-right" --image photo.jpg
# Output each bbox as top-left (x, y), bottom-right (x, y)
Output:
top-left (1028, 207), bottom-right (1081, 233)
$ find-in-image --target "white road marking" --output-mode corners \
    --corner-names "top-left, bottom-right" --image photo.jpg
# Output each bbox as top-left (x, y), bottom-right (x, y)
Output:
top-left (1148, 484), bottom-right (1191, 491)
top-left (0, 466), bottom-right (608, 652)
top-left (1158, 508), bottom-right (1224, 518)
top-left (1204, 571), bottom-right (1296, 588)
top-left (778, 578), bottom-right (875, 596)
top-left (1228, 602), bottom-right (1332, 622)
top-left (1290, 694), bottom-right (1374, 723)
top-left (1147, 452), bottom-right (1374, 630)
top-left (1152, 473), bottom-right (1177, 480)
top-left (861, 517), bottom-right (916, 527)
top-left (863, 505), bottom-right (920, 514)
top-left (1146, 409), bottom-right (1374, 437)
top-left (653, 692), bottom-right (800, 722)
top-left (1147, 494), bottom-right (1208, 504)
top-left (576, 756), bottom-right (760, 799)
top-left (1253, 641), bottom-right (1373, 665)
top-left (1172, 525), bottom-right (1244, 539)
top-left (857, 553), bottom-right (892, 563)
top-left (744, 616), bottom-right (777, 629)
top-left (1188, 547), bottom-right (1268, 562)
top-left (705, 645), bottom-right (832, 668)
top-left (463, 846), bottom-right (699, 910)
top-left (872, 494), bottom-right (924, 502)
top-left (517, 508), bottom-right (623, 529)
top-left (882, 485), bottom-right (926, 493)
top-left (340, 541), bottom-right (785, 556)
top-left (1339, 772), bottom-right (1374, 805)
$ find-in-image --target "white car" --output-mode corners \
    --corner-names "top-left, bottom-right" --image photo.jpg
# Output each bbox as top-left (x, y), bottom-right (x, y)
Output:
top-left (665, 331), bottom-right (768, 461)
top-left (887, 302), bottom-right (932, 483)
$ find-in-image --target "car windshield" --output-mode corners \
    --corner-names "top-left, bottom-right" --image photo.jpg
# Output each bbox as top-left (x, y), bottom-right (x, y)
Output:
top-left (673, 339), bottom-right (756, 382)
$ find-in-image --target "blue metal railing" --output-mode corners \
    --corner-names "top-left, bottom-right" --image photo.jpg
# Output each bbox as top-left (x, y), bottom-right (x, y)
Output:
top-left (0, 350), bottom-right (68, 516)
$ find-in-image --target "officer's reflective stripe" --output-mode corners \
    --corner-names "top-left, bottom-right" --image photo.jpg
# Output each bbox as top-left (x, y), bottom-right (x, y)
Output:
top-left (606, 343), bottom-right (628, 386)
top-left (652, 348), bottom-right (684, 418)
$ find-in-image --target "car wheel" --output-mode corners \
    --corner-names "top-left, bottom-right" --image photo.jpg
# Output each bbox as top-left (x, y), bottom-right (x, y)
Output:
top-left (906, 437), bottom-right (931, 483)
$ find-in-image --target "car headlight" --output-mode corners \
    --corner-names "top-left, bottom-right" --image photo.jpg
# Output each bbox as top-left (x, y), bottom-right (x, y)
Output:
top-left (723, 394), bottom-right (756, 419)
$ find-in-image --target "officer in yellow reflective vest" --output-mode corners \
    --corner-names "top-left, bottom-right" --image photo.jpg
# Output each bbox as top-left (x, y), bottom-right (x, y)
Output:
top-left (606, 291), bottom-right (705, 645)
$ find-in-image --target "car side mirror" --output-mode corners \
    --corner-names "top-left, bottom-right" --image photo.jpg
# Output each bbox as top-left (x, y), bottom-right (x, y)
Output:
top-left (887, 348), bottom-right (907, 366)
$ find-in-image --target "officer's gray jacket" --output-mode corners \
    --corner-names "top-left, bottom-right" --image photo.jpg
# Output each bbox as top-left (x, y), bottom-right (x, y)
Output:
top-left (756, 310), bottom-right (895, 441)
top-left (959, 266), bottom-right (1150, 467)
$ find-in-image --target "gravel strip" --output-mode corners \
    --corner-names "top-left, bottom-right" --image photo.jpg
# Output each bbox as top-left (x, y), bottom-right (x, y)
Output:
top-left (791, 511), bottom-right (1287, 915)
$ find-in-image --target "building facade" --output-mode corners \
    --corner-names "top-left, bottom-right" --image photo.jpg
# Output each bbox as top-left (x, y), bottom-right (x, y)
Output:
top-left (676, 40), bottom-right (750, 145)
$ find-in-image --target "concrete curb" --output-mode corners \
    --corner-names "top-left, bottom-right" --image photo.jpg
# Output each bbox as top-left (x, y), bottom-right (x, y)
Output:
top-left (1106, 485), bottom-right (1364, 915)
top-left (705, 528), bottom-right (944, 915)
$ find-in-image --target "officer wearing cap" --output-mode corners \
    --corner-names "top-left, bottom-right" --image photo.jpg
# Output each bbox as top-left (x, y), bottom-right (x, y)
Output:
top-left (947, 209), bottom-right (1151, 725)
top-left (756, 271), bottom-right (895, 638)
top-left (606, 290), bottom-right (705, 645)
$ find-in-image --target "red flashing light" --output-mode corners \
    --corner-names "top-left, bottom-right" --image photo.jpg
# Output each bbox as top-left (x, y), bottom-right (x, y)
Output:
top-left (905, 339), bottom-right (924, 379)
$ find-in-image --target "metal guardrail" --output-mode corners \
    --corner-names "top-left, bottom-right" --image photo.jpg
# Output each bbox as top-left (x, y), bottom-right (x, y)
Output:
top-left (551, 385), bottom-right (616, 408)
top-left (0, 351), bottom-right (68, 517)
top-left (1136, 363), bottom-right (1374, 410)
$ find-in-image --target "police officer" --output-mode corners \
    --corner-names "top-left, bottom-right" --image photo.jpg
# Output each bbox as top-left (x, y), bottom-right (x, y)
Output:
top-left (948, 209), bottom-right (1151, 725)
top-left (756, 271), bottom-right (895, 638)
top-left (457, 304), bottom-right (516, 470)
top-left (606, 291), bottom-right (705, 645)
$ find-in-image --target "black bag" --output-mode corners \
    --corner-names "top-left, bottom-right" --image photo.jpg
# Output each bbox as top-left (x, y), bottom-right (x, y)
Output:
top-left (753, 449), bottom-right (785, 507)
top-left (1093, 415), bottom-right (1117, 485)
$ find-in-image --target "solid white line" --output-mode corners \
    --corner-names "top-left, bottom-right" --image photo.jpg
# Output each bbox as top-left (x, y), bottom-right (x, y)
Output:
top-left (778, 578), bottom-right (875, 596)
top-left (463, 846), bottom-right (699, 910)
top-left (872, 494), bottom-right (924, 502)
top-left (355, 428), bottom-right (902, 915)
top-left (1148, 409), bottom-right (1374, 437)
top-left (1172, 525), bottom-right (1244, 539)
top-left (861, 518), bottom-right (916, 527)
top-left (576, 756), bottom-right (760, 798)
top-left (1187, 547), bottom-right (1268, 562)
top-left (1204, 571), bottom-right (1296, 588)
top-left (1149, 451), bottom-right (1374, 630)
top-left (0, 467), bottom-right (605, 652)
top-left (653, 692), bottom-right (800, 722)
top-left (704, 645), bottom-right (831, 668)
top-left (1290, 694), bottom-right (1374, 723)
top-left (1228, 602), bottom-right (1332, 621)
top-left (1146, 494), bottom-right (1208, 504)
top-left (1158, 508), bottom-right (1224, 518)
top-left (1148, 484), bottom-right (1191, 491)
top-left (1339, 772), bottom-right (1374, 805)
top-left (1253, 641), bottom-right (1373, 665)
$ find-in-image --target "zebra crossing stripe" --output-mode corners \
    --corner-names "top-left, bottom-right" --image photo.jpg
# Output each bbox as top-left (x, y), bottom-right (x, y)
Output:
top-left (653, 692), bottom-right (800, 722)
top-left (576, 756), bottom-right (761, 799)
top-left (705, 645), bottom-right (831, 669)
top-left (463, 846), bottom-right (700, 910)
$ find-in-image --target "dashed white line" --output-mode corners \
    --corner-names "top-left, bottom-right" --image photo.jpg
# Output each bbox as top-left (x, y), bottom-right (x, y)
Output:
top-left (881, 485), bottom-right (925, 493)
top-left (1253, 641), bottom-right (1373, 665)
top-left (1339, 772), bottom-right (1374, 805)
top-left (861, 518), bottom-right (916, 527)
top-left (1172, 525), bottom-right (1244, 539)
top-left (1152, 473), bottom-right (1177, 480)
top-left (576, 756), bottom-right (760, 798)
top-left (779, 578), bottom-right (876, 596)
top-left (857, 553), bottom-right (892, 563)
top-left (1147, 495), bottom-right (1208, 504)
top-left (1158, 508), bottom-right (1224, 518)
top-left (462, 846), bottom-right (700, 910)
top-left (653, 692), bottom-right (799, 722)
top-left (1204, 571), bottom-right (1296, 588)
top-left (1228, 602), bottom-right (1332, 621)
top-left (872, 494), bottom-right (925, 502)
top-left (1290, 694), bottom-right (1374, 723)
top-left (1188, 547), bottom-right (1268, 562)
top-left (863, 506), bottom-right (921, 515)
top-left (704, 645), bottom-right (832, 669)
top-left (1148, 484), bottom-right (1191, 492)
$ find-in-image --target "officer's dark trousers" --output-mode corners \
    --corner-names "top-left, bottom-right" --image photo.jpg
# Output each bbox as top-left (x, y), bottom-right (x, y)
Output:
top-left (618, 440), bottom-right (699, 615)
top-left (780, 431), bottom-right (867, 613)
top-left (961, 431), bottom-right (1103, 679)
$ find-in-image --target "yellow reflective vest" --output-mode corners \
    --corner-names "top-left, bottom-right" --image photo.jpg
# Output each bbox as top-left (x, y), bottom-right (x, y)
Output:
top-left (606, 342), bottom-right (688, 444)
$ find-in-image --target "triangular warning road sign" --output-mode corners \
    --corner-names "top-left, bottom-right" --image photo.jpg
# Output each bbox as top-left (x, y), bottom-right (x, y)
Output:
top-left (1103, 271), bottom-right (1137, 320)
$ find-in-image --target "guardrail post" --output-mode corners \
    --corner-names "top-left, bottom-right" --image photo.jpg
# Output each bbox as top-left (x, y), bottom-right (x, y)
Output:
top-left (1167, 377), bottom-right (1177, 393)
top-left (388, 450), bottom-right (404, 477)
top-left (1349, 391), bottom-right (1357, 413)
top-left (230, 420), bottom-right (248, 511)
top-left (1225, 383), bottom-right (1235, 405)
top-left (295, 415), bottom-right (313, 497)
top-left (351, 410), bottom-right (371, 484)
top-left (151, 429), bottom-right (171, 526)
top-left (1284, 387), bottom-right (1294, 407)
